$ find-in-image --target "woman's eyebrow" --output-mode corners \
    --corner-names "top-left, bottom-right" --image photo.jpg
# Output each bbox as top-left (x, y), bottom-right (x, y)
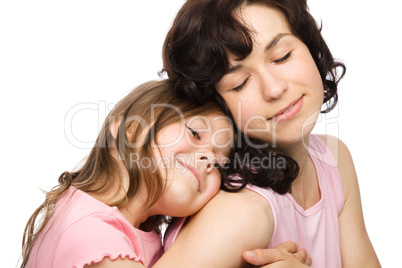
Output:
top-left (225, 64), bottom-right (243, 75)
top-left (264, 33), bottom-right (292, 52)
top-left (224, 33), bottom-right (292, 75)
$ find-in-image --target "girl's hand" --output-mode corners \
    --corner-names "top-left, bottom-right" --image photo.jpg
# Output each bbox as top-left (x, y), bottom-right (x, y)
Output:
top-left (242, 241), bottom-right (312, 267)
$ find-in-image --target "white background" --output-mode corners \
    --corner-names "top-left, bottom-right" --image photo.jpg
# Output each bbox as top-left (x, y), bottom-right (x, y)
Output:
top-left (1, 0), bottom-right (400, 267)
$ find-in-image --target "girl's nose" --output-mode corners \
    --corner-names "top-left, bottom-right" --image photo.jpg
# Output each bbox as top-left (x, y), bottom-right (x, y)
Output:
top-left (198, 152), bottom-right (216, 174)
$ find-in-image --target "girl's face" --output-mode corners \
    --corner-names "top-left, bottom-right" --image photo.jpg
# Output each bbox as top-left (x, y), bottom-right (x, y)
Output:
top-left (216, 5), bottom-right (324, 147)
top-left (153, 112), bottom-right (233, 217)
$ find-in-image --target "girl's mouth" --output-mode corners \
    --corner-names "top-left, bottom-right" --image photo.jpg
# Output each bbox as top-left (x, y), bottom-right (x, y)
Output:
top-left (177, 159), bottom-right (201, 191)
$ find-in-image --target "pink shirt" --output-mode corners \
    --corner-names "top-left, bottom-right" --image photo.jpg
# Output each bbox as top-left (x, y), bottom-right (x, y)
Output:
top-left (246, 135), bottom-right (344, 267)
top-left (164, 135), bottom-right (344, 268)
top-left (27, 187), bottom-right (163, 268)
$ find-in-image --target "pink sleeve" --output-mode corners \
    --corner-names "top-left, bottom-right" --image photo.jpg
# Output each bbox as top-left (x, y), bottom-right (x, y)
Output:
top-left (53, 213), bottom-right (144, 268)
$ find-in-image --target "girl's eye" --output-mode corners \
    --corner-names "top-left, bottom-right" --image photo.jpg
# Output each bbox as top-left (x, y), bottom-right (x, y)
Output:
top-left (273, 52), bottom-right (292, 64)
top-left (186, 126), bottom-right (200, 140)
top-left (232, 76), bottom-right (250, 92)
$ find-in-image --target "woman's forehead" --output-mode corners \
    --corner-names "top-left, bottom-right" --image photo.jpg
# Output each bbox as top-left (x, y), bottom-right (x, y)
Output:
top-left (236, 4), bottom-right (290, 40)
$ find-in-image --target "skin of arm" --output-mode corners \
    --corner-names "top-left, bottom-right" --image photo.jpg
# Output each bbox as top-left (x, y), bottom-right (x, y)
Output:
top-left (154, 189), bottom-right (274, 268)
top-left (320, 135), bottom-right (381, 267)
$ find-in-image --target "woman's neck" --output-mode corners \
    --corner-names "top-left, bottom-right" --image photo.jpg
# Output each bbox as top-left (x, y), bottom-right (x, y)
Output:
top-left (279, 135), bottom-right (321, 210)
top-left (279, 135), bottom-right (311, 167)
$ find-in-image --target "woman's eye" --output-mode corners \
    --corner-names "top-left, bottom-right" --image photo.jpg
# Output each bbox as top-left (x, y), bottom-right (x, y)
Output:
top-left (186, 126), bottom-right (200, 140)
top-left (232, 77), bottom-right (250, 92)
top-left (273, 52), bottom-right (292, 64)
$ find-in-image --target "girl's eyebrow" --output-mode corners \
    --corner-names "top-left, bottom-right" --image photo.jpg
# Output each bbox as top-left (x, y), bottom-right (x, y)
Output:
top-left (225, 33), bottom-right (292, 75)
top-left (186, 117), bottom-right (209, 128)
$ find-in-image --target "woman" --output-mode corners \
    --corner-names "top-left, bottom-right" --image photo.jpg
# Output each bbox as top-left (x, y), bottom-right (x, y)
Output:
top-left (159, 0), bottom-right (381, 267)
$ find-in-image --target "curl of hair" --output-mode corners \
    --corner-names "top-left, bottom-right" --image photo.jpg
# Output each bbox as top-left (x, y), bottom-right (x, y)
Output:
top-left (220, 134), bottom-right (299, 194)
top-left (162, 0), bottom-right (346, 111)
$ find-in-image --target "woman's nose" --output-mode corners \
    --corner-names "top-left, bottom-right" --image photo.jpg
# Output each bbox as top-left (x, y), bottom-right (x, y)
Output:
top-left (259, 71), bottom-right (287, 101)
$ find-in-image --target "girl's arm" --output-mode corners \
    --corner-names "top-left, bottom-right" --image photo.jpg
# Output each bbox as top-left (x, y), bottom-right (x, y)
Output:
top-left (323, 135), bottom-right (381, 267)
top-left (154, 189), bottom-right (274, 268)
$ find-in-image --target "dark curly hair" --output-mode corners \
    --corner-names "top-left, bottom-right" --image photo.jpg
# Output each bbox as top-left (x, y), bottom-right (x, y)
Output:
top-left (162, 0), bottom-right (345, 113)
top-left (161, 0), bottom-right (346, 194)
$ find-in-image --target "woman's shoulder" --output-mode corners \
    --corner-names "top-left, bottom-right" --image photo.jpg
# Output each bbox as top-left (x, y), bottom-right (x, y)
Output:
top-left (316, 134), bottom-right (357, 194)
top-left (315, 134), bottom-right (353, 167)
top-left (188, 189), bottom-right (274, 243)
top-left (205, 189), bottom-right (273, 218)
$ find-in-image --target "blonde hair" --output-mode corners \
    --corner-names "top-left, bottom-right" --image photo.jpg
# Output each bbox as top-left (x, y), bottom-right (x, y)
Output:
top-left (21, 79), bottom-right (225, 267)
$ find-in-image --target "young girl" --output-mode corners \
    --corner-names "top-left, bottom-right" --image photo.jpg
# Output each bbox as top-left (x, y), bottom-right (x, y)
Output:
top-left (159, 0), bottom-right (381, 267)
top-left (21, 79), bottom-right (235, 267)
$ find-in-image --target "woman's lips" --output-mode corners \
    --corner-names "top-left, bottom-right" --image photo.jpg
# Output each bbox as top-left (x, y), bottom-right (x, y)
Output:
top-left (269, 96), bottom-right (304, 122)
top-left (177, 159), bottom-right (201, 190)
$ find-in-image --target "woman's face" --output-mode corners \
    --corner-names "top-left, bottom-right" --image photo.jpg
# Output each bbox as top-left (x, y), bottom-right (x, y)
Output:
top-left (216, 4), bottom-right (324, 147)
top-left (153, 112), bottom-right (233, 217)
